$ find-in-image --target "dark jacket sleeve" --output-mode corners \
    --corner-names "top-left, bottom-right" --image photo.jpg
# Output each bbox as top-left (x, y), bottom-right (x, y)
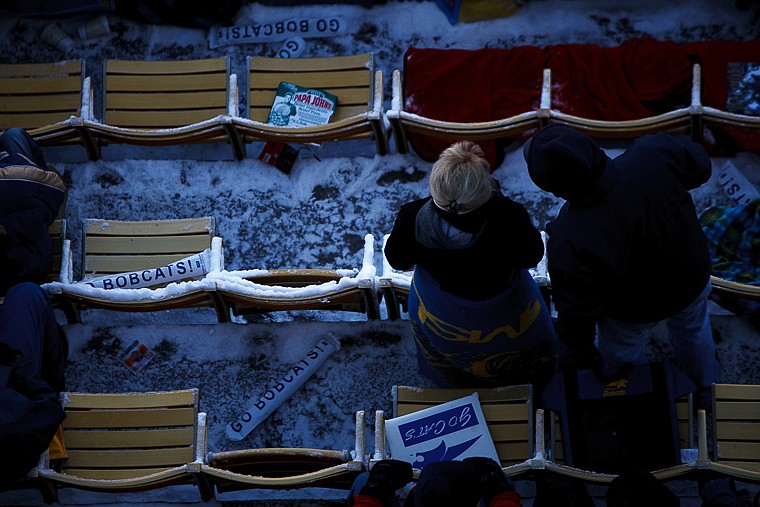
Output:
top-left (384, 199), bottom-right (427, 271)
top-left (545, 227), bottom-right (601, 351)
top-left (0, 206), bottom-right (55, 285)
top-left (643, 133), bottom-right (711, 190)
top-left (1, 360), bottom-right (65, 483)
top-left (549, 267), bottom-right (600, 350)
top-left (0, 158), bottom-right (66, 293)
top-left (501, 196), bottom-right (545, 269)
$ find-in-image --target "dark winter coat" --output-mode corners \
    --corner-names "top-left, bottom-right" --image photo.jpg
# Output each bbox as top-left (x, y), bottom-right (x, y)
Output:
top-left (527, 128), bottom-right (712, 350)
top-left (0, 343), bottom-right (65, 485)
top-left (0, 151), bottom-right (66, 297)
top-left (384, 190), bottom-right (545, 301)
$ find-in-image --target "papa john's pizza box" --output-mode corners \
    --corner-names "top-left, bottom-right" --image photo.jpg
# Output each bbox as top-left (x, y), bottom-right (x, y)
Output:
top-left (385, 393), bottom-right (500, 469)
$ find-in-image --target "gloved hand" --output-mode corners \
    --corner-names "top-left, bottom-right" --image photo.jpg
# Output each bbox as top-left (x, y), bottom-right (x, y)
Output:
top-left (463, 456), bottom-right (514, 504)
top-left (359, 459), bottom-right (413, 506)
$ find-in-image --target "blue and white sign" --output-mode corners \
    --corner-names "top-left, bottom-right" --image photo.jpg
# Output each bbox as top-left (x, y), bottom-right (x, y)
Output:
top-left (385, 393), bottom-right (499, 469)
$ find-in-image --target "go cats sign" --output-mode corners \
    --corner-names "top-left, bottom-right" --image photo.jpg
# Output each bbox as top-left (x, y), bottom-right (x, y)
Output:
top-left (385, 393), bottom-right (500, 469)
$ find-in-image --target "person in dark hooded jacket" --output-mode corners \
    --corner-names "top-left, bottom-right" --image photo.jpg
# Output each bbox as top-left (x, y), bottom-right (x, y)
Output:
top-left (0, 127), bottom-right (66, 297)
top-left (523, 124), bottom-right (720, 404)
top-left (0, 128), bottom-right (68, 483)
top-left (384, 141), bottom-right (557, 392)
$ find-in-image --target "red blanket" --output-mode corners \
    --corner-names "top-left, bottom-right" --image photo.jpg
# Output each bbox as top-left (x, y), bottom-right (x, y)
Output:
top-left (404, 39), bottom-right (760, 168)
top-left (404, 46), bottom-right (547, 169)
top-left (547, 38), bottom-right (692, 120)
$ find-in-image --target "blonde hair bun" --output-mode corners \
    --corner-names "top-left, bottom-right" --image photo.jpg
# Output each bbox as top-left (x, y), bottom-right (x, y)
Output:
top-left (430, 141), bottom-right (493, 214)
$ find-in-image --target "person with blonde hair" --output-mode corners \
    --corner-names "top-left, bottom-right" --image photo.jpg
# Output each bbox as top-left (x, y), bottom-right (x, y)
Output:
top-left (385, 141), bottom-right (557, 391)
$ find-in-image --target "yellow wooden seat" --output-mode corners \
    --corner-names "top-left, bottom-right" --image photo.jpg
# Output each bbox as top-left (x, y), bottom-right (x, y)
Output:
top-left (38, 389), bottom-right (211, 500)
top-left (47, 217), bottom-right (228, 323)
top-left (540, 394), bottom-right (703, 483)
top-left (709, 383), bottom-right (760, 482)
top-left (232, 53), bottom-right (388, 155)
top-left (83, 57), bottom-right (243, 159)
top-left (0, 60), bottom-right (95, 158)
top-left (216, 269), bottom-right (379, 320)
top-left (201, 411), bottom-right (366, 491)
top-left (375, 384), bottom-right (534, 478)
top-left (213, 233), bottom-right (379, 320)
top-left (81, 217), bottom-right (216, 276)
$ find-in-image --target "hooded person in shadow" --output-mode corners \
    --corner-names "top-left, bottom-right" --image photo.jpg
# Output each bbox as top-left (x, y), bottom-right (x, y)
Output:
top-left (523, 124), bottom-right (720, 409)
top-left (0, 128), bottom-right (68, 483)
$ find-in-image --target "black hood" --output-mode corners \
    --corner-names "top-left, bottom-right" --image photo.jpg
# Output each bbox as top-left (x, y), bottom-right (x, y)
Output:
top-left (524, 124), bottom-right (611, 202)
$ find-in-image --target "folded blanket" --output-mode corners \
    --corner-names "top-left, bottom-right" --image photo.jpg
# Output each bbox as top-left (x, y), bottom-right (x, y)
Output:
top-left (407, 265), bottom-right (557, 388)
top-left (548, 38), bottom-right (692, 121)
top-left (701, 199), bottom-right (760, 285)
top-left (700, 199), bottom-right (760, 319)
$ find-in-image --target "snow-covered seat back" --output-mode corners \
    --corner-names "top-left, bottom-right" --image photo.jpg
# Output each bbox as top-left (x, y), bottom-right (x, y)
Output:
top-left (46, 216), bottom-right (228, 323)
